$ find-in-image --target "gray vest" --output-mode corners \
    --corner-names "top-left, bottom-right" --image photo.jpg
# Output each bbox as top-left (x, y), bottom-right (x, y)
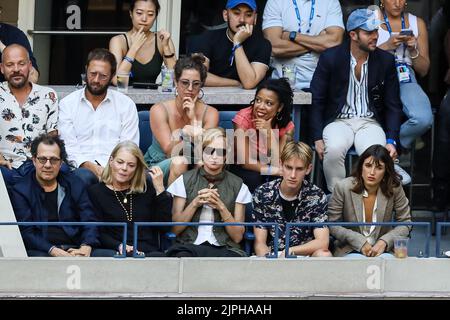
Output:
top-left (178, 167), bottom-right (246, 256)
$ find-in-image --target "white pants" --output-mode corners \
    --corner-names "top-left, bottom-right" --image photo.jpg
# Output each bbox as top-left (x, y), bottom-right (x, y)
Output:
top-left (323, 117), bottom-right (386, 192)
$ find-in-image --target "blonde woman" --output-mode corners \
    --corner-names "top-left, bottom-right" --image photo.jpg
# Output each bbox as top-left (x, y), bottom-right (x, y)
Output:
top-left (88, 141), bottom-right (172, 257)
top-left (166, 128), bottom-right (252, 257)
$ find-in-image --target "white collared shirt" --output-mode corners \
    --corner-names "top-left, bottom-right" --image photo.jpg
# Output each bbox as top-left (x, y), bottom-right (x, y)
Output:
top-left (58, 88), bottom-right (139, 167)
top-left (338, 54), bottom-right (374, 119)
top-left (0, 82), bottom-right (58, 168)
top-left (361, 189), bottom-right (377, 245)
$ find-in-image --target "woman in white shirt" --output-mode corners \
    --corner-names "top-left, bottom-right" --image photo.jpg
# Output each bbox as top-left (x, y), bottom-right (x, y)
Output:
top-left (328, 144), bottom-right (412, 257)
top-left (377, 0), bottom-right (432, 150)
top-left (166, 128), bottom-right (252, 257)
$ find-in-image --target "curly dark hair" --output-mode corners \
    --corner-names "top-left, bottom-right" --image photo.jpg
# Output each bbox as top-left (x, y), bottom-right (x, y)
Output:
top-left (30, 134), bottom-right (69, 165)
top-left (130, 0), bottom-right (160, 15)
top-left (251, 78), bottom-right (293, 128)
top-left (174, 54), bottom-right (207, 84)
top-left (351, 144), bottom-right (401, 197)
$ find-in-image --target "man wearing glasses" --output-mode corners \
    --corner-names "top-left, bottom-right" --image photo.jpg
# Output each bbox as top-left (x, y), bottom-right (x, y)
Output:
top-left (58, 48), bottom-right (139, 186)
top-left (0, 44), bottom-right (58, 188)
top-left (10, 134), bottom-right (101, 257)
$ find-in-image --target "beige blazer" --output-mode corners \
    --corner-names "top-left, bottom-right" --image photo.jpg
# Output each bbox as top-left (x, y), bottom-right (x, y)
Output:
top-left (328, 177), bottom-right (411, 257)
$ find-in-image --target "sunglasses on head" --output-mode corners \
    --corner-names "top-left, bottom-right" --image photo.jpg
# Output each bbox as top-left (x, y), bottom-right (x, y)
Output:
top-left (203, 147), bottom-right (227, 157)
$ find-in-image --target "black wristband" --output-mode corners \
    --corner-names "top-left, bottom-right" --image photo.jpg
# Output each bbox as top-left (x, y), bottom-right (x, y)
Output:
top-left (164, 53), bottom-right (175, 58)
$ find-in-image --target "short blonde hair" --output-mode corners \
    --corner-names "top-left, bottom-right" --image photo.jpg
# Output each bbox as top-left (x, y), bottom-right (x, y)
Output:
top-left (280, 141), bottom-right (313, 166)
top-left (101, 141), bottom-right (148, 193)
top-left (202, 127), bottom-right (226, 149)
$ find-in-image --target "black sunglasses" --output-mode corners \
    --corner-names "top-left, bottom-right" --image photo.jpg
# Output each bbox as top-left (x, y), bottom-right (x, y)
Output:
top-left (203, 147), bottom-right (227, 157)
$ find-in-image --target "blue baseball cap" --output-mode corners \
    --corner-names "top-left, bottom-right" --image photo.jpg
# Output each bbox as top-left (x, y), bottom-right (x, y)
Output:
top-left (346, 8), bottom-right (384, 32)
top-left (226, 0), bottom-right (257, 11)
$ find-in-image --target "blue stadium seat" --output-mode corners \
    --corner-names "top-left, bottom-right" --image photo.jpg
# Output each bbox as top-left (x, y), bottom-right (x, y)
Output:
top-left (138, 110), bottom-right (152, 154)
top-left (219, 110), bottom-right (237, 130)
top-left (139, 110), bottom-right (235, 155)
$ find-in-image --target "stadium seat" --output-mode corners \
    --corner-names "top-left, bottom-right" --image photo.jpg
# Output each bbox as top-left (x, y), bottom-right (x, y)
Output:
top-left (219, 110), bottom-right (237, 130)
top-left (138, 110), bottom-right (152, 153)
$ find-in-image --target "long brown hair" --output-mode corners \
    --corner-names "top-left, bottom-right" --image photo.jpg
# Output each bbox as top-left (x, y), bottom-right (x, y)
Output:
top-left (351, 144), bottom-right (400, 197)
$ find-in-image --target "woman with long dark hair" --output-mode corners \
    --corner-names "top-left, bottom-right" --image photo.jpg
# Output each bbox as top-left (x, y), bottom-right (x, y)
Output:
top-left (109, 0), bottom-right (177, 85)
top-left (328, 144), bottom-right (411, 257)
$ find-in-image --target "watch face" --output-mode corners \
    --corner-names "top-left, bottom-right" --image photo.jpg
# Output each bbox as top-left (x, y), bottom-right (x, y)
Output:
top-left (289, 32), bottom-right (296, 41)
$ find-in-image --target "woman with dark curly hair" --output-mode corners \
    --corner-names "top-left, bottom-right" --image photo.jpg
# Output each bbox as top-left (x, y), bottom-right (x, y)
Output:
top-left (231, 77), bottom-right (294, 192)
top-left (328, 144), bottom-right (411, 258)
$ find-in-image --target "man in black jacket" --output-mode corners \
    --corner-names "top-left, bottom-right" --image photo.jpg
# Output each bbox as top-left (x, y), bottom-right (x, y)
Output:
top-left (11, 134), bottom-right (100, 257)
top-left (310, 8), bottom-right (405, 192)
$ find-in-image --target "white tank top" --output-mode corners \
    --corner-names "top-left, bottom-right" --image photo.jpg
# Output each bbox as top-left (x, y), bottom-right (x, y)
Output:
top-left (377, 13), bottom-right (418, 66)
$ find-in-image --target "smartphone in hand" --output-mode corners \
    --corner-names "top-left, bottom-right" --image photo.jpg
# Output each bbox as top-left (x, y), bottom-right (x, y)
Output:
top-left (399, 29), bottom-right (413, 37)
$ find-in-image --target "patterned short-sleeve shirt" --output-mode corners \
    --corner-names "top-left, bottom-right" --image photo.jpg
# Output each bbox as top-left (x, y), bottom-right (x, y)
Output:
top-left (251, 178), bottom-right (328, 250)
top-left (0, 82), bottom-right (58, 168)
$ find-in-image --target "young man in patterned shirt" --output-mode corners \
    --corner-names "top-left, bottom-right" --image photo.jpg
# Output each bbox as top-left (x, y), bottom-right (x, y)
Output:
top-left (251, 141), bottom-right (332, 257)
top-left (0, 44), bottom-right (58, 187)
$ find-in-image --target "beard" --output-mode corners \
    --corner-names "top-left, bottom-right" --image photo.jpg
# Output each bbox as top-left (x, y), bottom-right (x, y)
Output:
top-left (359, 42), bottom-right (376, 53)
top-left (86, 80), bottom-right (109, 96)
top-left (6, 72), bottom-right (28, 89)
top-left (227, 21), bottom-right (246, 36)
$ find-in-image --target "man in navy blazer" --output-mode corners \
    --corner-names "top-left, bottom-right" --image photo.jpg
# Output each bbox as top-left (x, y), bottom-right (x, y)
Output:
top-left (11, 134), bottom-right (100, 257)
top-left (310, 8), bottom-right (406, 192)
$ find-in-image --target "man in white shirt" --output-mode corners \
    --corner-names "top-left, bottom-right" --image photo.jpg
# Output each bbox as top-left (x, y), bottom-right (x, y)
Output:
top-left (0, 44), bottom-right (58, 187)
top-left (59, 48), bottom-right (139, 185)
top-left (262, 0), bottom-right (345, 90)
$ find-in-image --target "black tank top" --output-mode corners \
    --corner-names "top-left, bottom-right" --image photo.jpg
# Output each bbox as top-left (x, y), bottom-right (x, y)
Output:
top-left (124, 33), bottom-right (163, 83)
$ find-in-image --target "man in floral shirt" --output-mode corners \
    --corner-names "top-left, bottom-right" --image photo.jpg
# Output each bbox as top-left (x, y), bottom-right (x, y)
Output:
top-left (0, 44), bottom-right (58, 187)
top-left (251, 141), bottom-right (332, 257)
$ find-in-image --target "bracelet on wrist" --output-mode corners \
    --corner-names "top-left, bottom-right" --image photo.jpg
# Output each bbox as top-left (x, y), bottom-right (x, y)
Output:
top-left (123, 56), bottom-right (134, 64)
top-left (164, 53), bottom-right (175, 58)
top-left (223, 215), bottom-right (233, 222)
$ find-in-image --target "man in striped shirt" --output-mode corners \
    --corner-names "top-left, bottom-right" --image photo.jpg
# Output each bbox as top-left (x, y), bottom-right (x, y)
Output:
top-left (310, 8), bottom-right (408, 193)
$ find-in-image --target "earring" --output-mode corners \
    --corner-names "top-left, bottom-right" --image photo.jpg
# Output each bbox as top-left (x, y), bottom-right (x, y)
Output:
top-left (379, 1), bottom-right (384, 9)
top-left (198, 88), bottom-right (204, 100)
top-left (276, 112), bottom-right (283, 122)
top-left (405, 2), bottom-right (408, 9)
top-left (175, 87), bottom-right (178, 96)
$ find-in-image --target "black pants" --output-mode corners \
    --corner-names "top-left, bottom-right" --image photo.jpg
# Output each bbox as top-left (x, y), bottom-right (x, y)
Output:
top-left (228, 165), bottom-right (276, 193)
top-left (166, 242), bottom-right (243, 257)
top-left (432, 90), bottom-right (450, 205)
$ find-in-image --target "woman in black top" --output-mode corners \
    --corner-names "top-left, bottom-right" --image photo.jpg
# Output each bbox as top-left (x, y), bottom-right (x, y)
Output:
top-left (88, 141), bottom-right (172, 257)
top-left (109, 0), bottom-right (177, 85)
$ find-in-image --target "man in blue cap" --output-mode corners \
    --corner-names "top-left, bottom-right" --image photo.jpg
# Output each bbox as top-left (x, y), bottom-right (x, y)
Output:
top-left (310, 8), bottom-right (407, 193)
top-left (187, 0), bottom-right (271, 89)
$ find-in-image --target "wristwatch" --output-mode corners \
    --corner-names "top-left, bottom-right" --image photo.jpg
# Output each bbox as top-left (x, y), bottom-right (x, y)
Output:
top-left (386, 138), bottom-right (397, 147)
top-left (289, 31), bottom-right (297, 42)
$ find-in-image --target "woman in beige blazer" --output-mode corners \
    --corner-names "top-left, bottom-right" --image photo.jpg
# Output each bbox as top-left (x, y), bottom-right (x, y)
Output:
top-left (328, 145), bottom-right (411, 257)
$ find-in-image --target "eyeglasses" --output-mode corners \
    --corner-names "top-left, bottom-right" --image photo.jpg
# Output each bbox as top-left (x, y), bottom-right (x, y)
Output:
top-left (203, 147), bottom-right (227, 157)
top-left (36, 157), bottom-right (61, 165)
top-left (87, 71), bottom-right (110, 81)
top-left (178, 79), bottom-right (202, 90)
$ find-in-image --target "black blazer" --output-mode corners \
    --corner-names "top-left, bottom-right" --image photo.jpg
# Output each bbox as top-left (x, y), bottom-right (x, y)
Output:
top-left (11, 170), bottom-right (99, 253)
top-left (310, 40), bottom-right (403, 143)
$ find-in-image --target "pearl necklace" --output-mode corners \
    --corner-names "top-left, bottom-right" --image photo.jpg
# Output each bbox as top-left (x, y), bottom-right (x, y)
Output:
top-left (113, 187), bottom-right (133, 222)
